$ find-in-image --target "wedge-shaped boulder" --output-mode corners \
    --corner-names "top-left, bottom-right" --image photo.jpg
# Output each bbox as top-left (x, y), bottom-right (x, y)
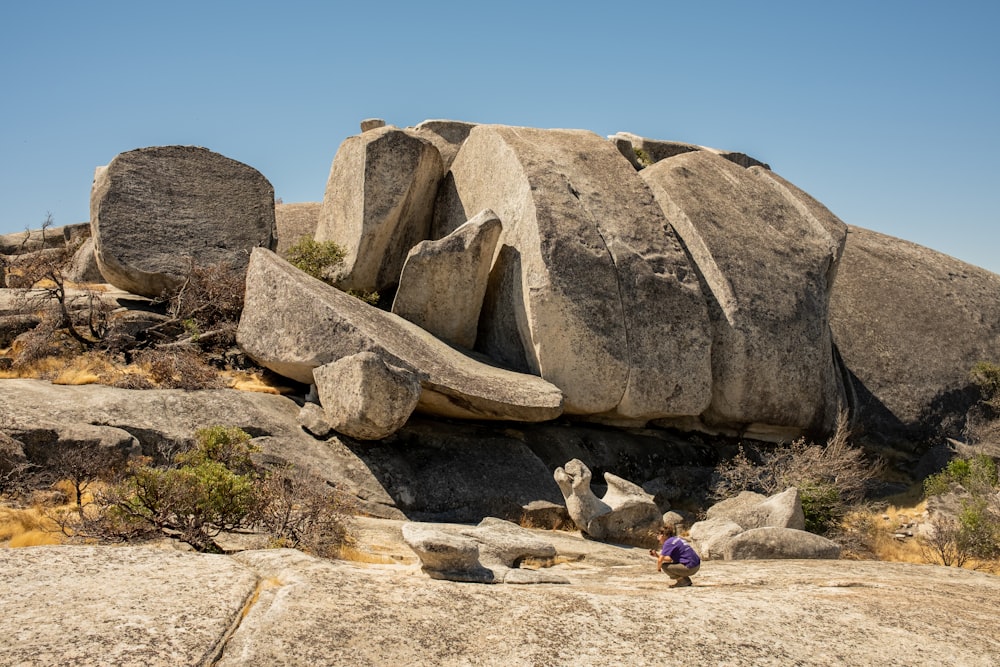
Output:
top-left (440, 125), bottom-right (712, 420)
top-left (316, 126), bottom-right (443, 293)
top-left (237, 248), bottom-right (563, 423)
top-left (830, 226), bottom-right (1000, 445)
top-left (90, 146), bottom-right (276, 297)
top-left (687, 517), bottom-right (744, 560)
top-left (722, 527), bottom-right (842, 560)
top-left (392, 209), bottom-right (502, 349)
top-left (411, 119), bottom-right (478, 171)
top-left (313, 351), bottom-right (423, 440)
top-left (642, 151), bottom-right (847, 437)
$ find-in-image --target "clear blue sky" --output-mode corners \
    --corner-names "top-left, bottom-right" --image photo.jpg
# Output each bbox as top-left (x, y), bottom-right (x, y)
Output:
top-left (2, 1), bottom-right (998, 273)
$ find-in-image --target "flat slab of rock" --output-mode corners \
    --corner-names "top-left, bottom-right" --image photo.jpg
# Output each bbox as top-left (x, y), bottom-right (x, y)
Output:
top-left (441, 125), bottom-right (712, 420)
top-left (238, 248), bottom-right (563, 423)
top-left (0, 545), bottom-right (258, 667)
top-left (722, 526), bottom-right (842, 560)
top-left (642, 151), bottom-right (847, 437)
top-left (90, 146), bottom-right (276, 297)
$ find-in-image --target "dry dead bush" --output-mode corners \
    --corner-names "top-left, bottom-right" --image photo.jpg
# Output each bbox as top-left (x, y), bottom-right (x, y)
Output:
top-left (256, 467), bottom-right (355, 558)
top-left (133, 348), bottom-right (225, 390)
top-left (714, 411), bottom-right (882, 533)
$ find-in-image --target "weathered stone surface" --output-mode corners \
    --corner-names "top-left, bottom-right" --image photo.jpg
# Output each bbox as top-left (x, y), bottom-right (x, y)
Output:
top-left (553, 458), bottom-right (661, 545)
top-left (687, 517), bottom-right (745, 560)
top-left (5, 535), bottom-right (998, 666)
top-left (411, 119), bottom-right (478, 170)
top-left (90, 146), bottom-right (276, 297)
top-left (0, 545), bottom-right (258, 667)
top-left (723, 526), bottom-right (843, 560)
top-left (830, 225), bottom-right (1000, 446)
top-left (610, 131), bottom-right (771, 170)
top-left (0, 378), bottom-right (404, 519)
top-left (64, 236), bottom-right (104, 283)
top-left (642, 151), bottom-right (847, 437)
top-left (237, 248), bottom-right (563, 423)
top-left (441, 125), bottom-right (712, 420)
top-left (392, 209), bottom-right (502, 348)
top-left (313, 351), bottom-right (423, 440)
top-left (704, 488), bottom-right (806, 531)
top-left (274, 202), bottom-right (321, 256)
top-left (316, 126), bottom-right (443, 292)
top-left (296, 402), bottom-right (331, 438)
top-left (0, 222), bottom-right (87, 255)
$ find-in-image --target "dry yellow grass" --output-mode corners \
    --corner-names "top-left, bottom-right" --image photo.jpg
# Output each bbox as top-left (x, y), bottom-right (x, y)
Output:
top-left (0, 506), bottom-right (63, 547)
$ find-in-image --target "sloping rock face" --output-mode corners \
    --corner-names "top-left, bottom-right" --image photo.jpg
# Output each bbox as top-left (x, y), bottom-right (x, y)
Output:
top-left (237, 248), bottom-right (563, 422)
top-left (90, 146), bottom-right (276, 297)
top-left (410, 119), bottom-right (477, 171)
top-left (5, 541), bottom-right (1000, 666)
top-left (392, 209), bottom-right (502, 348)
top-left (704, 488), bottom-right (805, 531)
top-left (274, 202), bottom-right (321, 255)
top-left (830, 226), bottom-right (1000, 445)
top-left (723, 526), bottom-right (842, 560)
top-left (440, 125), bottom-right (712, 421)
top-left (316, 126), bottom-right (443, 292)
top-left (610, 131), bottom-right (771, 170)
top-left (641, 151), bottom-right (847, 437)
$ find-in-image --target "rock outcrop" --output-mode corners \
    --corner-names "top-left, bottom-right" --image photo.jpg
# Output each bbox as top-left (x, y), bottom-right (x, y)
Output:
top-left (704, 488), bottom-right (806, 531)
top-left (609, 131), bottom-right (771, 170)
top-left (391, 209), bottom-right (502, 349)
top-left (237, 248), bottom-right (564, 424)
top-left (440, 125), bottom-right (713, 421)
top-left (3, 532), bottom-right (999, 666)
top-left (316, 126), bottom-right (443, 293)
top-left (723, 526), bottom-right (842, 560)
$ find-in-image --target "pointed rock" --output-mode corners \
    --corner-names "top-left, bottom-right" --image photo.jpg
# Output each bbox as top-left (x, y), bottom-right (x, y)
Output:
top-left (392, 209), bottom-right (502, 349)
top-left (274, 202), bottom-right (321, 256)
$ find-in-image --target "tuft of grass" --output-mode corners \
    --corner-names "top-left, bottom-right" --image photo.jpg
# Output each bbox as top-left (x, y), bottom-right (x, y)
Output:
top-left (0, 506), bottom-right (63, 547)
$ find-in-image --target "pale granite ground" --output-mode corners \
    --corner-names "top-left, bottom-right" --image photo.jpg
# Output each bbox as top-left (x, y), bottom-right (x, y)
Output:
top-left (3, 518), bottom-right (999, 666)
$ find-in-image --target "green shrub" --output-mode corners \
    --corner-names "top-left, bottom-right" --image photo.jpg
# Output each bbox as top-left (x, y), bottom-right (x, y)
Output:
top-left (284, 237), bottom-right (346, 284)
top-left (971, 361), bottom-right (1000, 408)
top-left (924, 454), bottom-right (998, 497)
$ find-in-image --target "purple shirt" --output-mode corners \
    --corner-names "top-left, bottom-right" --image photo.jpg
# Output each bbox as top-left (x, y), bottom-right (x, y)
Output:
top-left (660, 536), bottom-right (701, 568)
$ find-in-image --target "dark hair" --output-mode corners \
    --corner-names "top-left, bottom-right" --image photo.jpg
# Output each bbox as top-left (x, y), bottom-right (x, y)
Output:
top-left (658, 524), bottom-right (676, 538)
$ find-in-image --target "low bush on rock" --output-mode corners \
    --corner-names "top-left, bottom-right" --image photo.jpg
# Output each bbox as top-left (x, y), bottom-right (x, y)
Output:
top-left (713, 412), bottom-right (881, 534)
top-left (49, 426), bottom-right (354, 556)
top-left (283, 237), bottom-right (380, 305)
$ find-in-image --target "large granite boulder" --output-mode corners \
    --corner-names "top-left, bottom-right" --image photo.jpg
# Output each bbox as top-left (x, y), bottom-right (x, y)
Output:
top-left (237, 248), bottom-right (563, 424)
top-left (274, 202), bottom-right (321, 256)
top-left (439, 125), bottom-right (712, 421)
top-left (642, 151), bottom-right (848, 438)
top-left (830, 226), bottom-right (1000, 446)
top-left (687, 517), bottom-right (745, 560)
top-left (90, 146), bottom-right (276, 297)
top-left (63, 237), bottom-right (104, 283)
top-left (313, 351), bottom-right (424, 440)
top-left (316, 126), bottom-right (443, 293)
top-left (722, 526), bottom-right (842, 560)
top-left (391, 209), bottom-right (502, 349)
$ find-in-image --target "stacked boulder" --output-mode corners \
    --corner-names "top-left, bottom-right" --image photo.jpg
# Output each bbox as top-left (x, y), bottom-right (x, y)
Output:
top-left (688, 488), bottom-right (841, 560)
